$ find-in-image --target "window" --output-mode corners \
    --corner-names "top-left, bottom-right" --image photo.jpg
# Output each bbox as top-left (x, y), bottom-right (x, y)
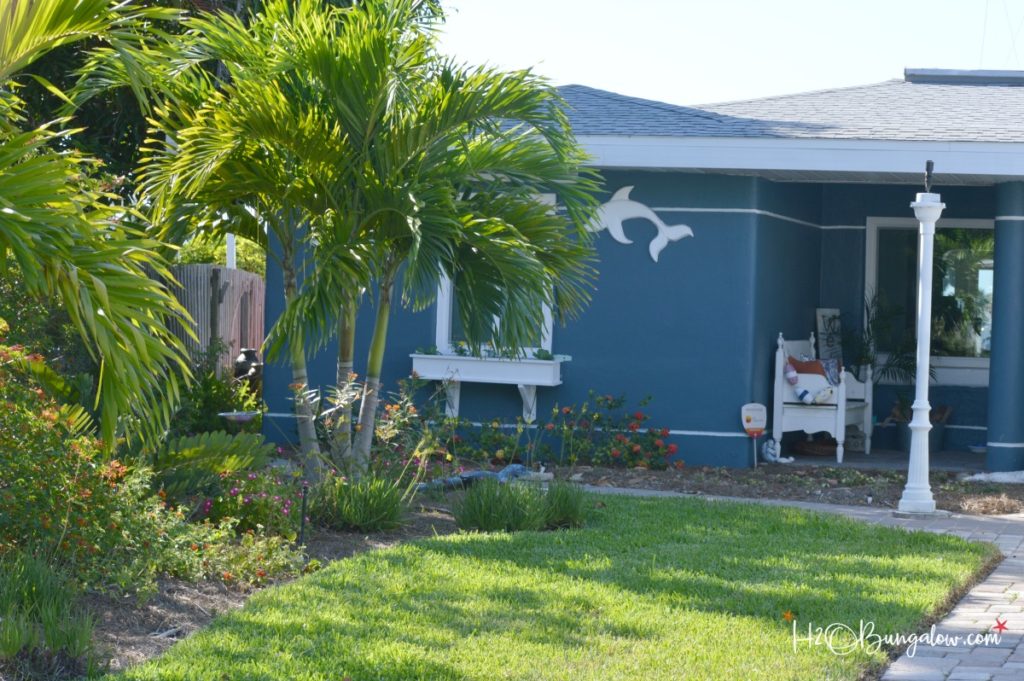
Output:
top-left (434, 275), bottom-right (554, 356)
top-left (871, 223), bottom-right (993, 359)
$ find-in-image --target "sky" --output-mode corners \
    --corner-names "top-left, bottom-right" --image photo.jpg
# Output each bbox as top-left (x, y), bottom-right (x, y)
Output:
top-left (438, 0), bottom-right (1024, 106)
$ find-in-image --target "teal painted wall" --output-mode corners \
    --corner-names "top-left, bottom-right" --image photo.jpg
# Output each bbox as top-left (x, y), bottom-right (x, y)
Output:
top-left (261, 173), bottom-right (998, 465)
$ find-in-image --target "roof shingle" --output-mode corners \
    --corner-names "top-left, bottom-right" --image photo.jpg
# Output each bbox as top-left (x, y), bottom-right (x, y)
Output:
top-left (559, 77), bottom-right (1024, 143)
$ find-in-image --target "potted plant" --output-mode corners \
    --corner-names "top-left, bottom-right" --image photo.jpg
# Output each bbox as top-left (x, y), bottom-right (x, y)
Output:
top-left (842, 292), bottom-right (927, 385)
top-left (884, 394), bottom-right (952, 454)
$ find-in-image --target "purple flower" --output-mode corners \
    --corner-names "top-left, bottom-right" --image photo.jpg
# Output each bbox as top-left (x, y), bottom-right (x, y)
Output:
top-left (243, 496), bottom-right (252, 504)
top-left (248, 473), bottom-right (257, 480)
top-left (229, 488), bottom-right (240, 496)
top-left (282, 508), bottom-right (290, 515)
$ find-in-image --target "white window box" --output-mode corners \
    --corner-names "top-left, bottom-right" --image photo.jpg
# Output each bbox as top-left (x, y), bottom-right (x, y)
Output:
top-left (410, 353), bottom-right (571, 422)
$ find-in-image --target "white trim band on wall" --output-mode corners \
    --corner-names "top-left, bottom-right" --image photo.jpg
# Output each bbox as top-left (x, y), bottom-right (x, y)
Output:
top-left (450, 421), bottom-right (749, 438)
top-left (995, 215), bottom-right (1024, 221)
top-left (651, 206), bottom-right (865, 231)
top-left (987, 442), bottom-right (1024, 448)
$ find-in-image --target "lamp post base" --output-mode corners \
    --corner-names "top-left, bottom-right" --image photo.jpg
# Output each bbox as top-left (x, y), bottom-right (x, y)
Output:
top-left (897, 496), bottom-right (937, 514)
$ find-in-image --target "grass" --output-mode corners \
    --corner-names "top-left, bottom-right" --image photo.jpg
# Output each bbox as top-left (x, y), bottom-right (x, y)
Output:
top-left (113, 495), bottom-right (997, 681)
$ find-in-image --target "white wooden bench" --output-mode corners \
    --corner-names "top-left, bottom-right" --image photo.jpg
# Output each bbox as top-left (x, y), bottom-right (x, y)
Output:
top-left (771, 332), bottom-right (872, 463)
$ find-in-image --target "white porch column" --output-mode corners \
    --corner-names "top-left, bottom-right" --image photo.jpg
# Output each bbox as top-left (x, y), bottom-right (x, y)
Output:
top-left (898, 192), bottom-right (945, 513)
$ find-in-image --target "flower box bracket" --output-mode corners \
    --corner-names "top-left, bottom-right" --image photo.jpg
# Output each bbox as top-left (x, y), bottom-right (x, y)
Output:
top-left (409, 353), bottom-right (570, 422)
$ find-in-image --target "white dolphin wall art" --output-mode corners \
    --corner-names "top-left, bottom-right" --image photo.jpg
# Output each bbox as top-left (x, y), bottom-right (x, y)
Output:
top-left (587, 186), bottom-right (694, 262)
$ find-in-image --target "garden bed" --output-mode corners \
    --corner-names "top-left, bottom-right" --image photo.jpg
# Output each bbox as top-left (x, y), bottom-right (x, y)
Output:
top-left (84, 509), bottom-right (456, 674)
top-left (566, 464), bottom-right (1024, 515)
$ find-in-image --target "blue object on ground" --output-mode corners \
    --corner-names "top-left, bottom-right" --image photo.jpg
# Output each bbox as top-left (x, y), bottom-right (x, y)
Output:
top-left (415, 463), bottom-right (531, 492)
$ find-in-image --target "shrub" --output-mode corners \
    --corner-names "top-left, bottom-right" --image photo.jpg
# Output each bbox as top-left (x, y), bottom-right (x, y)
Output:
top-left (168, 340), bottom-right (262, 438)
top-left (0, 347), bottom-right (171, 592)
top-left (0, 552), bottom-right (98, 679)
top-left (0, 342), bottom-right (305, 595)
top-left (453, 480), bottom-right (547, 533)
top-left (197, 469), bottom-right (305, 540)
top-left (177, 233), bottom-right (266, 276)
top-left (440, 392), bottom-right (681, 470)
top-left (310, 474), bottom-right (404, 532)
top-left (542, 482), bottom-right (587, 529)
top-left (164, 520), bottom-right (311, 588)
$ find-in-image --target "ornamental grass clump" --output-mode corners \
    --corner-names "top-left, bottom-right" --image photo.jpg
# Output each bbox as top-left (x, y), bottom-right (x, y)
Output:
top-left (310, 474), bottom-right (405, 533)
top-left (542, 481), bottom-right (587, 529)
top-left (455, 480), bottom-right (589, 532)
top-left (453, 480), bottom-right (548, 533)
top-left (0, 552), bottom-right (98, 680)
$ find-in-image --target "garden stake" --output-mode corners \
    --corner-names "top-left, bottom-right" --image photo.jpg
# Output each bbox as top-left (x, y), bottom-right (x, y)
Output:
top-left (298, 483), bottom-right (309, 547)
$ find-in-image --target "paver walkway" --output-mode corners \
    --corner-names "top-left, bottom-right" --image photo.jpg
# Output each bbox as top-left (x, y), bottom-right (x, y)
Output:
top-left (584, 485), bottom-right (1024, 681)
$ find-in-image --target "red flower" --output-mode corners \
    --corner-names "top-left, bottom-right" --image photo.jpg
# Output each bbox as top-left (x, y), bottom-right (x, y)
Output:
top-left (611, 448), bottom-right (621, 458)
top-left (667, 443), bottom-right (679, 454)
top-left (633, 411), bottom-right (644, 421)
top-left (615, 433), bottom-right (627, 442)
top-left (562, 406), bottom-right (572, 414)
top-left (628, 423), bottom-right (639, 432)
top-left (545, 423), bottom-right (555, 431)
top-left (655, 439), bottom-right (664, 448)
top-left (660, 428), bottom-right (670, 437)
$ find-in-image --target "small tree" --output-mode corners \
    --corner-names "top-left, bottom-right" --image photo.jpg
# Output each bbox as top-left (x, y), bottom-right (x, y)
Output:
top-left (133, 0), bottom-right (599, 475)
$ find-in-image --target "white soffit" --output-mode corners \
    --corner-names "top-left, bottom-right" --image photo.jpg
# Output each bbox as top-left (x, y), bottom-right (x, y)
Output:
top-left (578, 135), bottom-right (1024, 184)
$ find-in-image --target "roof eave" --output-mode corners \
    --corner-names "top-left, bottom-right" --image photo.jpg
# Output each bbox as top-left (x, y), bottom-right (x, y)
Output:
top-left (577, 135), bottom-right (1024, 185)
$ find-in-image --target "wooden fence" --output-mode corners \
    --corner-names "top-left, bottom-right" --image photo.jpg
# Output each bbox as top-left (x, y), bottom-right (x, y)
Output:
top-left (168, 264), bottom-right (265, 371)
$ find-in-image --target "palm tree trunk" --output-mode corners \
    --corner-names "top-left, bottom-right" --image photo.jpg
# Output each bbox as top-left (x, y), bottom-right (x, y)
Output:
top-left (352, 273), bottom-right (394, 476)
top-left (330, 301), bottom-right (357, 467)
top-left (281, 253), bottom-right (323, 481)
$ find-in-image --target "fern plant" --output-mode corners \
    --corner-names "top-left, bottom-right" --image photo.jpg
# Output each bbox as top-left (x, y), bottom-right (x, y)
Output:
top-left (153, 431), bottom-right (274, 503)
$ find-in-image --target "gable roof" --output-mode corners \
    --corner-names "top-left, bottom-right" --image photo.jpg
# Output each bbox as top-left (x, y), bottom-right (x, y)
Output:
top-left (559, 72), bottom-right (1024, 143)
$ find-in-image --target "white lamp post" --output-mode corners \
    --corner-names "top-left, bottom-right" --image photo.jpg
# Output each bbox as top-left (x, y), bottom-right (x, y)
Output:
top-left (898, 175), bottom-right (944, 514)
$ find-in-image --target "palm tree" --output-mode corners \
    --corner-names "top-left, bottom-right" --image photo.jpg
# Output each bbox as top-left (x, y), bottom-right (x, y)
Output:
top-left (0, 0), bottom-right (191, 446)
top-left (134, 0), bottom-right (600, 474)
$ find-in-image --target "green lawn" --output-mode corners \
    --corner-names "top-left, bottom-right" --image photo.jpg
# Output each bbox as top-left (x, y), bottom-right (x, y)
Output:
top-left (115, 495), bottom-right (996, 681)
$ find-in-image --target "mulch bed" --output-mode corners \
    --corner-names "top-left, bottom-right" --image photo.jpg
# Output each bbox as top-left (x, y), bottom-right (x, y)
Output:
top-left (562, 464), bottom-right (1024, 515)
top-left (84, 508), bottom-right (457, 674)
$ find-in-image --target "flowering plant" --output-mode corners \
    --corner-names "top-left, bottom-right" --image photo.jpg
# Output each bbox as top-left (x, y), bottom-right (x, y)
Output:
top-left (197, 469), bottom-right (305, 540)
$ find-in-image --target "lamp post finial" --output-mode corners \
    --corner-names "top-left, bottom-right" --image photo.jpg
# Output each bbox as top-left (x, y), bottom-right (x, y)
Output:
top-left (924, 160), bottom-right (934, 193)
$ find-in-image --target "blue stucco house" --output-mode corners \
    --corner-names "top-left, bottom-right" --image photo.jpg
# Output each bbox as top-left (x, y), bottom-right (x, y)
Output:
top-left (264, 68), bottom-right (1024, 471)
